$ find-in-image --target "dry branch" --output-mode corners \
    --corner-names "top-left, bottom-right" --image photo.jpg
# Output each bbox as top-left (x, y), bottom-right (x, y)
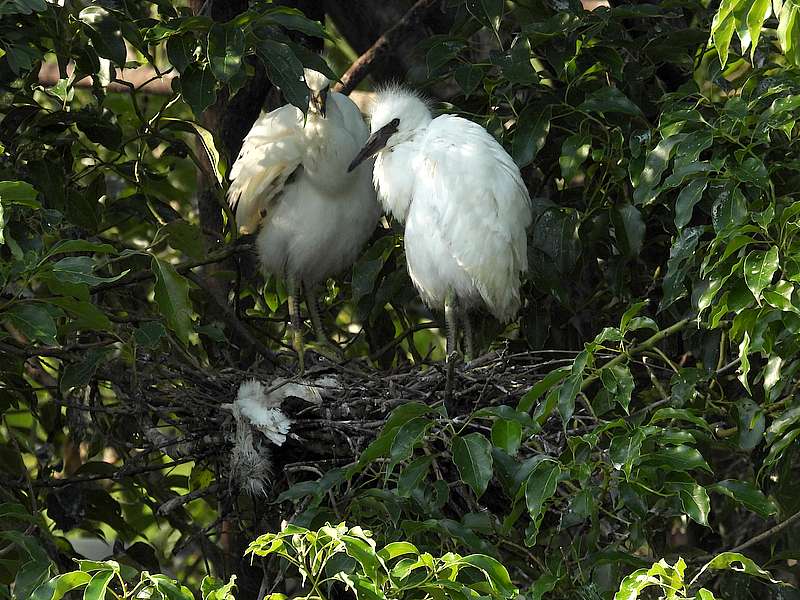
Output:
top-left (334, 0), bottom-right (441, 95)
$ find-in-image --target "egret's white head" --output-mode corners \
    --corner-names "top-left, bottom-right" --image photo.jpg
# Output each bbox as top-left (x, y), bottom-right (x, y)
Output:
top-left (348, 85), bottom-right (432, 172)
top-left (303, 68), bottom-right (331, 117)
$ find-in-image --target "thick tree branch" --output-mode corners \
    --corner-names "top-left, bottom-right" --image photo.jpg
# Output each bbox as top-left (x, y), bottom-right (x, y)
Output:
top-left (334, 0), bottom-right (440, 94)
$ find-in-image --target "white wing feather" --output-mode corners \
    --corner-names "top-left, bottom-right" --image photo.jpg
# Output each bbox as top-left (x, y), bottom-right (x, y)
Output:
top-left (228, 104), bottom-right (305, 233)
top-left (415, 115), bottom-right (532, 321)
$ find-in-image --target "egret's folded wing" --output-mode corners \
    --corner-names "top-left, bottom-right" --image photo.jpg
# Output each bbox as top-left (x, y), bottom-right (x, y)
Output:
top-left (418, 115), bottom-right (532, 321)
top-left (228, 105), bottom-right (305, 233)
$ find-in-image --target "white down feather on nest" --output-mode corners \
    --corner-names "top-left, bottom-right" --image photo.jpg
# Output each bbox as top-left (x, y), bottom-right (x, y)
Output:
top-left (225, 377), bottom-right (335, 497)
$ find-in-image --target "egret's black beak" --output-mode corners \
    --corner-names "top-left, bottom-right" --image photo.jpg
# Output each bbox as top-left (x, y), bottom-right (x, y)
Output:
top-left (310, 87), bottom-right (328, 117)
top-left (348, 118), bottom-right (400, 172)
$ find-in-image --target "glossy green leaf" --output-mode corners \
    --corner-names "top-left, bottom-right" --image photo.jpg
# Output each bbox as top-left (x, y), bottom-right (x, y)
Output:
top-left (83, 569), bottom-right (114, 600)
top-left (389, 417), bottom-right (431, 468)
top-left (559, 134), bottom-right (591, 182)
top-left (257, 40), bottom-right (308, 113)
top-left (452, 433), bottom-right (493, 496)
top-left (151, 256), bottom-right (193, 346)
top-left (30, 571), bottom-right (90, 600)
top-left (79, 7), bottom-right (127, 66)
top-left (3, 303), bottom-right (57, 345)
top-left (709, 479), bottom-right (777, 518)
top-left (161, 118), bottom-right (223, 185)
top-left (175, 63), bottom-right (217, 116)
top-left (579, 87), bottom-right (642, 116)
top-left (397, 455), bottom-right (433, 497)
top-left (491, 419), bottom-right (522, 455)
top-left (207, 24), bottom-right (244, 83)
top-left (674, 178), bottom-right (707, 229)
top-left (743, 246), bottom-right (779, 303)
top-left (611, 203), bottom-right (645, 258)
top-left (512, 106), bottom-right (550, 168)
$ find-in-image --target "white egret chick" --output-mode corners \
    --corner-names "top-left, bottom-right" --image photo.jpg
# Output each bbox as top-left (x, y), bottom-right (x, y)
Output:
top-left (348, 86), bottom-right (531, 395)
top-left (229, 69), bottom-right (380, 370)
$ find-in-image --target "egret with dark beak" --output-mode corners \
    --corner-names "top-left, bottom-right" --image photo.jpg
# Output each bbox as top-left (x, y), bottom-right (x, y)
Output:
top-left (351, 85), bottom-right (532, 406)
top-left (228, 69), bottom-right (380, 372)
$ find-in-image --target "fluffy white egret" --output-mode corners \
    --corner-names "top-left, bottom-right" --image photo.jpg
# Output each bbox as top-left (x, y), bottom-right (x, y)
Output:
top-left (229, 69), bottom-right (380, 370)
top-left (348, 86), bottom-right (532, 395)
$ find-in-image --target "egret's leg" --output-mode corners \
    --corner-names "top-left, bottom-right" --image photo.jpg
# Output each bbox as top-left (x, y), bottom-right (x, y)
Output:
top-left (444, 290), bottom-right (460, 410)
top-left (287, 275), bottom-right (304, 373)
top-left (462, 311), bottom-right (475, 362)
top-left (305, 284), bottom-right (344, 362)
top-left (305, 284), bottom-right (328, 346)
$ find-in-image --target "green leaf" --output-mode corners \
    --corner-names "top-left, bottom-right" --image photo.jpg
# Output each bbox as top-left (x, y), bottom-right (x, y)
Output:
top-left (634, 134), bottom-right (685, 205)
top-left (60, 349), bottom-right (110, 394)
top-left (491, 419), bottom-right (522, 455)
top-left (609, 428), bottom-right (645, 478)
top-left (388, 416), bottom-right (431, 468)
top-left (161, 118), bottom-right (223, 185)
top-left (201, 575), bottom-right (237, 600)
top-left (512, 106), bottom-right (551, 168)
top-left (557, 373), bottom-right (582, 425)
top-left (611, 203), bottom-right (645, 258)
top-left (674, 178), bottom-right (707, 229)
top-left (559, 134), bottom-right (591, 182)
top-left (46, 240), bottom-right (116, 257)
top-left (79, 7), bottom-right (127, 66)
top-left (3, 303), bottom-right (57, 345)
top-left (261, 7), bottom-right (329, 39)
top-left (452, 433), bottom-right (494, 497)
top-left (397, 455), bottom-right (433, 497)
top-left (50, 256), bottom-right (126, 286)
top-left (256, 40), bottom-right (308, 113)
top-left (207, 24), bottom-right (244, 83)
top-left (524, 460), bottom-right (560, 519)
top-left (149, 574), bottom-right (194, 600)
top-left (746, 0), bottom-right (771, 55)
top-left (31, 571), bottom-right (91, 600)
top-left (778, 0), bottom-right (800, 66)
top-left (83, 570), bottom-right (114, 600)
top-left (695, 552), bottom-right (782, 585)
top-left (466, 0), bottom-right (503, 30)
top-left (672, 481), bottom-right (711, 526)
top-left (151, 256), bottom-right (193, 346)
top-left (640, 444), bottom-right (712, 473)
top-left (712, 8), bottom-right (737, 68)
top-left (0, 0), bottom-right (47, 15)
top-left (458, 554), bottom-right (515, 598)
top-left (735, 398), bottom-right (765, 450)
top-left (454, 64), bottom-right (486, 98)
top-left (744, 246), bottom-right (779, 304)
top-left (518, 368), bottom-right (568, 413)
top-left (709, 479), bottom-right (777, 518)
top-left (167, 33), bottom-right (197, 73)
top-left (661, 226), bottom-right (703, 311)
top-left (0, 180), bottom-right (40, 208)
top-left (175, 63), bottom-right (218, 116)
top-left (155, 220), bottom-right (206, 260)
top-left (579, 87), bottom-right (642, 116)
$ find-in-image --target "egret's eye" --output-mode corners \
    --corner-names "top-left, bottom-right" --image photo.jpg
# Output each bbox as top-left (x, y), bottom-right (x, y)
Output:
top-left (389, 118), bottom-right (400, 128)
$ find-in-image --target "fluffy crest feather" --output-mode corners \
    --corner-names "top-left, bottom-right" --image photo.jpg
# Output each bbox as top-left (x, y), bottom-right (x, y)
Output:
top-left (368, 83), bottom-right (433, 133)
